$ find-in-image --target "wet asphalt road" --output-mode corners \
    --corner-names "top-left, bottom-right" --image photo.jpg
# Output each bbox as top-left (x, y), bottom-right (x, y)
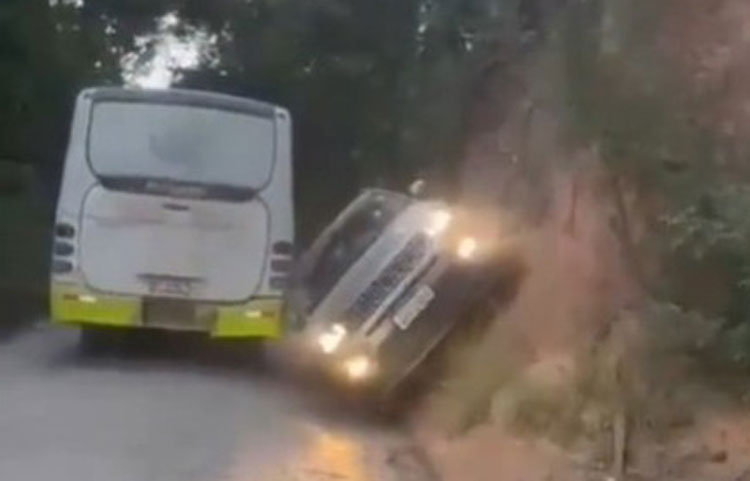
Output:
top-left (0, 325), bottom-right (433, 481)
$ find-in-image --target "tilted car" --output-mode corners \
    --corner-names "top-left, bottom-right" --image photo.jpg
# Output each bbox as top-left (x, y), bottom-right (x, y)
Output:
top-left (290, 188), bottom-right (524, 396)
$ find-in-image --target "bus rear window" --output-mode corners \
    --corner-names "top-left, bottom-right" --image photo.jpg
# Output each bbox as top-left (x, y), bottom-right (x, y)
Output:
top-left (87, 101), bottom-right (275, 190)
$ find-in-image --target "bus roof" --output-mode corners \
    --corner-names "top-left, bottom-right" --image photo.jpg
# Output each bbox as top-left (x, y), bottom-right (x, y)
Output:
top-left (80, 87), bottom-right (281, 119)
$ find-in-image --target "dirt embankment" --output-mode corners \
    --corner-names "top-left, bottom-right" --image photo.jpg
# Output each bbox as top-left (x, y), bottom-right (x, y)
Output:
top-left (415, 2), bottom-right (750, 480)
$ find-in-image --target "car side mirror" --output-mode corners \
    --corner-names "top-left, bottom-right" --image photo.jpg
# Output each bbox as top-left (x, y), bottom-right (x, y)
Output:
top-left (408, 179), bottom-right (426, 198)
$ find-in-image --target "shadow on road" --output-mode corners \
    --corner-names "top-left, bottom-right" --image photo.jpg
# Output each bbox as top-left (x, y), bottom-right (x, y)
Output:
top-left (0, 291), bottom-right (45, 344)
top-left (48, 329), bottom-right (269, 379)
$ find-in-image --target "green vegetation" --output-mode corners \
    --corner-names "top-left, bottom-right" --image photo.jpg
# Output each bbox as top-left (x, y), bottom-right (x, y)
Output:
top-left (422, 4), bottom-right (750, 467)
top-left (2, 0), bottom-right (546, 238)
top-left (563, 0), bottom-right (750, 354)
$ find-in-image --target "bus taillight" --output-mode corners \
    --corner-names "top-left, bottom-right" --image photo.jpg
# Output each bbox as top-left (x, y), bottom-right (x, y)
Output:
top-left (272, 241), bottom-right (293, 256)
top-left (55, 223), bottom-right (76, 239)
top-left (53, 242), bottom-right (74, 257)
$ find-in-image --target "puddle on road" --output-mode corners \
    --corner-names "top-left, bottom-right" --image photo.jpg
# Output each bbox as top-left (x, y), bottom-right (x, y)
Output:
top-left (223, 422), bottom-right (435, 481)
top-left (279, 429), bottom-right (368, 481)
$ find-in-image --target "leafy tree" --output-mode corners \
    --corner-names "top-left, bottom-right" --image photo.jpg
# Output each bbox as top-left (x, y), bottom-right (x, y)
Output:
top-left (2, 0), bottom-right (544, 237)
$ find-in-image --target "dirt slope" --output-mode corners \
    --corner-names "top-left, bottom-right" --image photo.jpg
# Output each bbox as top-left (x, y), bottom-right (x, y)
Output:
top-left (417, 1), bottom-right (750, 479)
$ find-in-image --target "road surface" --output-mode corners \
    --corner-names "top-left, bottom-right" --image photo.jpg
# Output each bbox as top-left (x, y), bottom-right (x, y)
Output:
top-left (0, 325), bottom-right (433, 481)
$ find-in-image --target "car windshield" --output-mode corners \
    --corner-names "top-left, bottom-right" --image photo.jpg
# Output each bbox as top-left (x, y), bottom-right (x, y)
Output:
top-left (303, 191), bottom-right (411, 310)
top-left (88, 100), bottom-right (274, 190)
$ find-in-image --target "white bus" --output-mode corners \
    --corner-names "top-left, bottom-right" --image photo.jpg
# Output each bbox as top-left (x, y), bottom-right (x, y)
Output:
top-left (51, 87), bottom-right (294, 346)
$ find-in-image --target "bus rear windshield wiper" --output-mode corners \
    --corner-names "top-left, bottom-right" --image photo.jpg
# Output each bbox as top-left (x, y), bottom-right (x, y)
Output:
top-left (99, 175), bottom-right (259, 202)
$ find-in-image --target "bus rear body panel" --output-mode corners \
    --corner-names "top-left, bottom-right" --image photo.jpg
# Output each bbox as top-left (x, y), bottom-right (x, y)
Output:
top-left (79, 188), bottom-right (268, 302)
top-left (51, 88), bottom-right (293, 339)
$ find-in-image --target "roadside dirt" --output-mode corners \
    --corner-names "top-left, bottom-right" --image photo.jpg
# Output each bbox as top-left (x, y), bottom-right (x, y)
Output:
top-left (415, 1), bottom-right (750, 479)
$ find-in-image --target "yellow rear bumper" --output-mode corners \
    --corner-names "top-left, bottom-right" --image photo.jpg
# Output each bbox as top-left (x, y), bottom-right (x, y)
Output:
top-left (50, 284), bottom-right (283, 340)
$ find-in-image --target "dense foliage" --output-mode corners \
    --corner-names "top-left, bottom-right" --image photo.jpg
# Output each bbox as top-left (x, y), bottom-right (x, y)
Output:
top-left (0, 0), bottom-right (552, 238)
top-left (561, 0), bottom-right (750, 348)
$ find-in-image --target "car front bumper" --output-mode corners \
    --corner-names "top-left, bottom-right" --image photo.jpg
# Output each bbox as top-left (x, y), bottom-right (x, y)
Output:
top-left (312, 257), bottom-right (501, 393)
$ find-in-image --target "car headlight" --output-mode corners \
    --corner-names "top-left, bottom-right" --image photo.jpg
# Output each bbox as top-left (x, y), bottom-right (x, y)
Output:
top-left (317, 323), bottom-right (347, 354)
top-left (343, 355), bottom-right (374, 381)
top-left (425, 209), bottom-right (452, 237)
top-left (457, 237), bottom-right (479, 260)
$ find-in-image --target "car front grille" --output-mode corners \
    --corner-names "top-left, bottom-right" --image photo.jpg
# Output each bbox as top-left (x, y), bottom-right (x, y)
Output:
top-left (342, 233), bottom-right (430, 330)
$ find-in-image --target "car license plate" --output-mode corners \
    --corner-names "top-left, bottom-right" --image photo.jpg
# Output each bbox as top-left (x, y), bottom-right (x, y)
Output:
top-left (393, 286), bottom-right (435, 330)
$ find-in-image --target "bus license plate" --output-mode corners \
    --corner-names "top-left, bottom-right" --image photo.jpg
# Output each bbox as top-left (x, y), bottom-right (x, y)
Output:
top-left (148, 278), bottom-right (193, 297)
top-left (393, 286), bottom-right (435, 330)
top-left (143, 300), bottom-right (209, 330)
